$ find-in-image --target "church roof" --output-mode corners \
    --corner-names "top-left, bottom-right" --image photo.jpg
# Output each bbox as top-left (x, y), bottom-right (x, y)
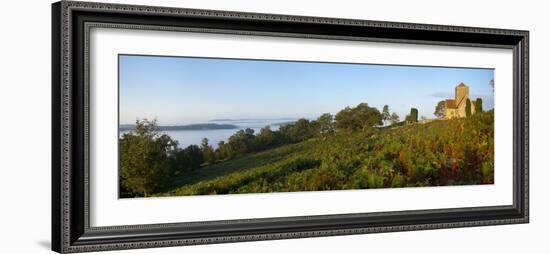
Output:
top-left (457, 82), bottom-right (467, 87)
top-left (445, 99), bottom-right (457, 109)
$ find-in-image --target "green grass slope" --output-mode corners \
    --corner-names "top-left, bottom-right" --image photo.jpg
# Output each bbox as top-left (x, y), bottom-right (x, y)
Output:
top-left (157, 111), bottom-right (494, 197)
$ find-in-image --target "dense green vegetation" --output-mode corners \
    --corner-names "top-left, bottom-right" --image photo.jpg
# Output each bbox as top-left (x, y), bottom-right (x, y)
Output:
top-left (119, 120), bottom-right (176, 197)
top-left (120, 103), bottom-right (381, 197)
top-left (476, 98), bottom-right (483, 112)
top-left (119, 102), bottom-right (494, 198)
top-left (155, 110), bottom-right (493, 196)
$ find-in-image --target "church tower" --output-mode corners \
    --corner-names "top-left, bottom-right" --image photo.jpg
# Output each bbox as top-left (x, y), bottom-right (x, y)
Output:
top-left (455, 82), bottom-right (469, 103)
top-left (445, 82), bottom-right (476, 119)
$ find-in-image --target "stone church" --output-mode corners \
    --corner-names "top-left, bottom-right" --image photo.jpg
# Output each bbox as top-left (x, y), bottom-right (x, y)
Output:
top-left (444, 82), bottom-right (476, 119)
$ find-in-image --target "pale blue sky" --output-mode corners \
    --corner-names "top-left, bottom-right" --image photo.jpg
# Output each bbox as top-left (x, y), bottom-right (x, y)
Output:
top-left (119, 55), bottom-right (494, 125)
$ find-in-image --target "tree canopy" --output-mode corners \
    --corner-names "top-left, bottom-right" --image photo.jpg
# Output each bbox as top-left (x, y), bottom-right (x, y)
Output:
top-left (200, 138), bottom-right (216, 164)
top-left (317, 113), bottom-right (335, 136)
top-left (382, 105), bottom-right (391, 125)
top-left (466, 99), bottom-right (472, 117)
top-left (434, 100), bottom-right (446, 118)
top-left (335, 103), bottom-right (383, 131)
top-left (406, 108), bottom-right (418, 123)
top-left (475, 98), bottom-right (483, 113)
top-left (119, 119), bottom-right (176, 197)
top-left (390, 112), bottom-right (400, 125)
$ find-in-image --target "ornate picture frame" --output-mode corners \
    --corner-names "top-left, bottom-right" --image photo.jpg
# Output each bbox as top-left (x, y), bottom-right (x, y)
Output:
top-left (52, 1), bottom-right (529, 253)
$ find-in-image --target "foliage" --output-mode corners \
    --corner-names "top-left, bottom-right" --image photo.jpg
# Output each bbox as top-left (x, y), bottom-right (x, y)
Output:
top-left (119, 119), bottom-right (176, 197)
top-left (390, 112), bottom-right (400, 125)
top-left (120, 102), bottom-right (494, 198)
top-left (475, 98), bottom-right (483, 113)
top-left (169, 144), bottom-right (203, 174)
top-left (406, 108), bottom-right (418, 123)
top-left (317, 113), bottom-right (335, 136)
top-left (157, 111), bottom-right (494, 196)
top-left (382, 105), bottom-right (391, 125)
top-left (120, 120), bottom-right (209, 197)
top-left (200, 138), bottom-right (216, 164)
top-left (434, 100), bottom-right (446, 118)
top-left (280, 118), bottom-right (318, 143)
top-left (466, 98), bottom-right (472, 117)
top-left (214, 118), bottom-right (319, 161)
top-left (254, 126), bottom-right (276, 151)
top-left (335, 103), bottom-right (383, 131)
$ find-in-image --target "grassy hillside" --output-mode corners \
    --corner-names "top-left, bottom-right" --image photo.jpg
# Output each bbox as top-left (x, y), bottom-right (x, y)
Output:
top-left (157, 111), bottom-right (494, 197)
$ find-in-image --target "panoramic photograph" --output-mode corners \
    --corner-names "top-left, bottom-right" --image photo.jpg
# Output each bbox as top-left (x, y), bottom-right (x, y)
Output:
top-left (118, 55), bottom-right (495, 198)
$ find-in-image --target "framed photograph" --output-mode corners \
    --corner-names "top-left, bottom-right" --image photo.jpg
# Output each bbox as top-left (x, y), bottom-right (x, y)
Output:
top-left (52, 1), bottom-right (529, 253)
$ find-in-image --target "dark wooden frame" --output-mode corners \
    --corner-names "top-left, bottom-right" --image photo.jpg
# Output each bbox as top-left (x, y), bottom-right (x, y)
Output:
top-left (52, 1), bottom-right (529, 253)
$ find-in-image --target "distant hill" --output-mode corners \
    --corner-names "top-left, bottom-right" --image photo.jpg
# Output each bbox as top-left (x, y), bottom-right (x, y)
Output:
top-left (119, 123), bottom-right (238, 131)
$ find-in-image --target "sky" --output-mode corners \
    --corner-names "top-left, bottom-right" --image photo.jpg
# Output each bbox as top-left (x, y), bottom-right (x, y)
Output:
top-left (119, 55), bottom-right (494, 125)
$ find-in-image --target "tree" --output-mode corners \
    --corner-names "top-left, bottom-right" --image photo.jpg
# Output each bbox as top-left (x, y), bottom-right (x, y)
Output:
top-left (335, 103), bottom-right (382, 131)
top-left (490, 79), bottom-right (494, 92)
top-left (390, 112), bottom-right (400, 125)
top-left (227, 129), bottom-right (255, 156)
top-left (216, 141), bottom-right (230, 160)
top-left (382, 105), bottom-right (391, 126)
top-left (411, 108), bottom-right (418, 122)
top-left (465, 99), bottom-right (472, 117)
top-left (317, 113), bottom-right (335, 136)
top-left (255, 126), bottom-right (275, 150)
top-left (287, 118), bottom-right (316, 142)
top-left (183, 145), bottom-right (203, 170)
top-left (168, 143), bottom-right (204, 176)
top-left (475, 98), bottom-right (483, 113)
top-left (406, 108), bottom-right (418, 123)
top-left (119, 119), bottom-right (175, 197)
top-left (200, 138), bottom-right (216, 164)
top-left (434, 100), bottom-right (446, 118)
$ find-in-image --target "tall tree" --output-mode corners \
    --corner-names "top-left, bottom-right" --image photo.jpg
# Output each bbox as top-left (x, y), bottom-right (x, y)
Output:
top-left (408, 108), bottom-right (418, 123)
top-left (216, 141), bottom-right (230, 160)
top-left (390, 112), bottom-right (400, 125)
top-left (119, 119), bottom-right (175, 197)
top-left (475, 98), bottom-right (483, 113)
top-left (490, 79), bottom-right (494, 92)
top-left (465, 99), bottom-right (472, 117)
top-left (434, 100), bottom-right (446, 118)
top-left (200, 138), bottom-right (216, 164)
top-left (317, 113), bottom-right (335, 136)
top-left (382, 105), bottom-right (391, 125)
